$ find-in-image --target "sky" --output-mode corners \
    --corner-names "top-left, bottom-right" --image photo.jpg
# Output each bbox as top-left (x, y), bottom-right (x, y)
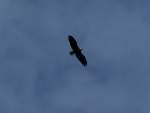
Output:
top-left (0, 0), bottom-right (150, 113)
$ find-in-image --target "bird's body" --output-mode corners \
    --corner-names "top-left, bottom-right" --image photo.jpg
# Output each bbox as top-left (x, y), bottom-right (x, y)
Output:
top-left (68, 35), bottom-right (87, 66)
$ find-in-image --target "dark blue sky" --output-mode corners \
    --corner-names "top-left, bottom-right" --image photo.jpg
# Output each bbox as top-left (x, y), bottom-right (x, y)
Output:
top-left (0, 0), bottom-right (150, 113)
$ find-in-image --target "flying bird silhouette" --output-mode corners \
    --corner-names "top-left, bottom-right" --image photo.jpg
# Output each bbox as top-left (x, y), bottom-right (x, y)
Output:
top-left (68, 35), bottom-right (87, 66)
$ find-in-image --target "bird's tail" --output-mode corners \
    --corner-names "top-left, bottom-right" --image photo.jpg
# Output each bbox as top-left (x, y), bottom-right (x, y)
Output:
top-left (69, 51), bottom-right (75, 55)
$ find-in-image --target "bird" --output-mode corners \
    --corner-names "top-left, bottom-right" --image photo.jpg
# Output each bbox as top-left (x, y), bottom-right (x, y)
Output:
top-left (68, 35), bottom-right (87, 66)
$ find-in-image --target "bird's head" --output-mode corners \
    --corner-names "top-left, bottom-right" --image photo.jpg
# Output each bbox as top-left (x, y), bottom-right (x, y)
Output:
top-left (80, 49), bottom-right (83, 51)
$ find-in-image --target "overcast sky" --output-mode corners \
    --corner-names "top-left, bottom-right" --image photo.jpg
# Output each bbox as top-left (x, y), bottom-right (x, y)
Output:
top-left (0, 0), bottom-right (150, 113)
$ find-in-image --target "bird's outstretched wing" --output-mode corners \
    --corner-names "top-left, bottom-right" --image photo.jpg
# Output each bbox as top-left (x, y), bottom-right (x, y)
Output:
top-left (75, 52), bottom-right (87, 66)
top-left (68, 35), bottom-right (80, 50)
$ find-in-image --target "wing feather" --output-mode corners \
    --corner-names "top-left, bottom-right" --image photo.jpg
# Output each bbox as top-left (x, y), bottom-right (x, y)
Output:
top-left (76, 52), bottom-right (87, 66)
top-left (68, 35), bottom-right (79, 50)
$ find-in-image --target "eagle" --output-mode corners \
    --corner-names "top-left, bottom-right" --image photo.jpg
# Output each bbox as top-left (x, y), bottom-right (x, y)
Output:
top-left (68, 35), bottom-right (87, 66)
